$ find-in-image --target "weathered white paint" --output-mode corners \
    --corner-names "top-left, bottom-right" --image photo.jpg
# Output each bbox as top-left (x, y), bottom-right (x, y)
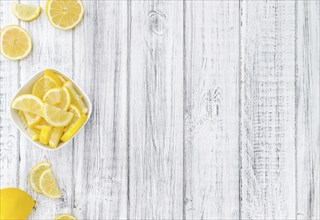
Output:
top-left (0, 1), bottom-right (319, 219)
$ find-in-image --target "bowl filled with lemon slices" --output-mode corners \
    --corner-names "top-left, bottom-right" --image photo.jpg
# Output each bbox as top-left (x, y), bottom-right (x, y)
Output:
top-left (10, 69), bottom-right (92, 150)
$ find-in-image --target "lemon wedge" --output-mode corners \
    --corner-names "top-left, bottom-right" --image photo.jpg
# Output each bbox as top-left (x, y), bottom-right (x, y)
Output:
top-left (29, 162), bottom-right (51, 193)
top-left (43, 87), bottom-right (71, 111)
top-left (64, 81), bottom-right (88, 114)
top-left (24, 112), bottom-right (42, 127)
top-left (64, 104), bottom-right (81, 132)
top-left (34, 119), bottom-right (49, 130)
top-left (46, 0), bottom-right (84, 30)
top-left (61, 114), bottom-right (87, 142)
top-left (39, 125), bottom-right (52, 145)
top-left (0, 25), bottom-right (32, 60)
top-left (27, 127), bottom-right (40, 141)
top-left (54, 214), bottom-right (77, 220)
top-left (39, 168), bottom-right (61, 198)
top-left (43, 103), bottom-right (74, 127)
top-left (11, 94), bottom-right (43, 116)
top-left (12, 2), bottom-right (41, 22)
top-left (49, 127), bottom-right (64, 148)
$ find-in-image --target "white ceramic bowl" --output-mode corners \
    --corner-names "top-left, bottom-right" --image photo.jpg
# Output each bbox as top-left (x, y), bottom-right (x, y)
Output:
top-left (10, 68), bottom-right (92, 151)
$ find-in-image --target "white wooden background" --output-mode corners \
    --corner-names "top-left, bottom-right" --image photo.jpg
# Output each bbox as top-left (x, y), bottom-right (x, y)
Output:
top-left (0, 0), bottom-right (319, 219)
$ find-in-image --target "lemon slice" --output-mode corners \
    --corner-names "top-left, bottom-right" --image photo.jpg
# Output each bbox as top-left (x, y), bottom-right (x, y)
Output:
top-left (24, 112), bottom-right (42, 127)
top-left (12, 94), bottom-right (43, 116)
top-left (39, 125), bottom-right (52, 145)
top-left (39, 168), bottom-right (61, 198)
top-left (43, 87), bottom-right (71, 110)
top-left (27, 127), bottom-right (40, 141)
top-left (49, 127), bottom-right (64, 148)
top-left (0, 25), bottom-right (32, 60)
top-left (44, 70), bottom-right (63, 86)
top-left (32, 75), bottom-right (61, 99)
top-left (29, 162), bottom-right (51, 194)
top-left (12, 2), bottom-right (41, 22)
top-left (18, 111), bottom-right (28, 128)
top-left (64, 82), bottom-right (88, 114)
top-left (43, 103), bottom-right (74, 127)
top-left (61, 114), bottom-right (87, 142)
top-left (54, 214), bottom-right (77, 220)
top-left (46, 0), bottom-right (84, 30)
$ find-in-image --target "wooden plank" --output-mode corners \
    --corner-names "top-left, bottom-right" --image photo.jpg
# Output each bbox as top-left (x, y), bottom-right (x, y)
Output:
top-left (0, 1), bottom-right (20, 188)
top-left (296, 1), bottom-right (320, 219)
top-left (240, 1), bottom-right (296, 219)
top-left (72, 1), bottom-right (128, 219)
top-left (128, 1), bottom-right (184, 219)
top-left (184, 1), bottom-right (240, 219)
top-left (17, 0), bottom-right (74, 219)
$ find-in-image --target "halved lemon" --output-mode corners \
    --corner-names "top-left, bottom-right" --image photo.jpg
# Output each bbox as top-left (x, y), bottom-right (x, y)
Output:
top-left (11, 94), bottom-right (43, 116)
top-left (24, 112), bottom-right (42, 127)
top-left (54, 214), bottom-right (77, 220)
top-left (29, 162), bottom-right (51, 194)
top-left (43, 103), bottom-right (74, 127)
top-left (39, 168), bottom-right (61, 198)
top-left (12, 2), bottom-right (41, 22)
top-left (32, 74), bottom-right (62, 99)
top-left (0, 25), bottom-right (32, 60)
top-left (46, 0), bottom-right (84, 30)
top-left (43, 87), bottom-right (71, 110)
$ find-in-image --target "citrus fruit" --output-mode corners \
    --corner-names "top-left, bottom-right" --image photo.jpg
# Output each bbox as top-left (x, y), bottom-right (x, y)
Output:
top-left (24, 112), bottom-right (42, 127)
top-left (34, 119), bottom-right (49, 130)
top-left (27, 127), bottom-right (40, 141)
top-left (12, 2), bottom-right (41, 22)
top-left (54, 214), bottom-right (77, 220)
top-left (32, 71), bottom-right (62, 98)
top-left (64, 104), bottom-right (81, 131)
top-left (64, 82), bottom-right (88, 114)
top-left (29, 162), bottom-right (51, 193)
top-left (43, 87), bottom-right (71, 110)
top-left (49, 127), bottom-right (64, 148)
top-left (57, 74), bottom-right (67, 83)
top-left (61, 114), bottom-right (87, 142)
top-left (11, 94), bottom-right (43, 116)
top-left (43, 103), bottom-right (74, 127)
top-left (46, 0), bottom-right (84, 30)
top-left (39, 125), bottom-right (53, 145)
top-left (44, 70), bottom-right (63, 86)
top-left (0, 188), bottom-right (35, 220)
top-left (39, 168), bottom-right (61, 198)
top-left (0, 25), bottom-right (32, 60)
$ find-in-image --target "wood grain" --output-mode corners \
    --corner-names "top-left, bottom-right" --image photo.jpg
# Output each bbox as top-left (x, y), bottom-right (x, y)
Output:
top-left (296, 1), bottom-right (320, 219)
top-left (240, 1), bottom-right (296, 219)
top-left (73, 1), bottom-right (128, 219)
top-left (128, 1), bottom-right (184, 219)
top-left (184, 1), bottom-right (240, 219)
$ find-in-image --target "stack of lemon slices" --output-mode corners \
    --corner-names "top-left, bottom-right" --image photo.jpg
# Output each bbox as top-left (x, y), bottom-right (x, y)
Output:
top-left (12, 69), bottom-right (88, 148)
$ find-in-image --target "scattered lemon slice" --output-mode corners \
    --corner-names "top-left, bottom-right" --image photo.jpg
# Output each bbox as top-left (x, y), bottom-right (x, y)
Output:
top-left (43, 103), bottom-right (74, 127)
top-left (32, 75), bottom-right (61, 99)
top-left (61, 114), bottom-right (87, 142)
top-left (0, 25), bottom-right (32, 60)
top-left (43, 87), bottom-right (71, 111)
top-left (54, 214), bottom-right (77, 220)
top-left (64, 82), bottom-right (88, 114)
top-left (18, 111), bottom-right (28, 128)
top-left (12, 2), bottom-right (41, 22)
top-left (49, 127), bottom-right (64, 148)
top-left (39, 168), bottom-right (61, 198)
top-left (11, 94), bottom-right (43, 116)
top-left (29, 162), bottom-right (51, 194)
top-left (46, 0), bottom-right (84, 30)
top-left (27, 127), bottom-right (40, 141)
top-left (24, 112), bottom-right (42, 127)
top-left (39, 125), bottom-right (52, 145)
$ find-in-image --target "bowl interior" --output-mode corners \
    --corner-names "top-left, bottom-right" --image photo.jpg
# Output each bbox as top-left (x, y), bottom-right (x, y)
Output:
top-left (10, 69), bottom-right (92, 151)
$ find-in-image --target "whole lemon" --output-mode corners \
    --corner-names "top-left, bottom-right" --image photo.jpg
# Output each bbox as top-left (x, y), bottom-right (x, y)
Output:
top-left (0, 188), bottom-right (35, 219)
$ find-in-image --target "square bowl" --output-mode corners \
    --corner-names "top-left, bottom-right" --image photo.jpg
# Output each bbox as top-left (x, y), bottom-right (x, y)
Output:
top-left (10, 68), bottom-right (92, 151)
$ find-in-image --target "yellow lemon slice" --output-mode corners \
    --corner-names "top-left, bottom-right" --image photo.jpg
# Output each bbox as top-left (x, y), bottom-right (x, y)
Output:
top-left (43, 87), bottom-right (71, 111)
top-left (12, 2), bottom-right (41, 22)
top-left (61, 114), bottom-right (87, 142)
top-left (64, 81), bottom-right (88, 114)
top-left (39, 168), bottom-right (61, 198)
top-left (29, 162), bottom-right (51, 194)
top-left (11, 94), bottom-right (43, 116)
top-left (54, 214), bottom-right (77, 220)
top-left (32, 74), bottom-right (62, 99)
top-left (24, 112), bottom-right (42, 127)
top-left (43, 103), bottom-right (74, 127)
top-left (49, 127), bottom-right (64, 148)
top-left (0, 25), bottom-right (32, 60)
top-left (46, 0), bottom-right (84, 30)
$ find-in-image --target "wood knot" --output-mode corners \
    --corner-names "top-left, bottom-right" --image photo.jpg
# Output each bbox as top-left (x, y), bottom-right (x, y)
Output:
top-left (148, 10), bottom-right (167, 36)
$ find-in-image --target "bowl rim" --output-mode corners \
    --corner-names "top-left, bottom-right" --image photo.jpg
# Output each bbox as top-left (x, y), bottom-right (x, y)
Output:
top-left (9, 68), bottom-right (92, 151)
